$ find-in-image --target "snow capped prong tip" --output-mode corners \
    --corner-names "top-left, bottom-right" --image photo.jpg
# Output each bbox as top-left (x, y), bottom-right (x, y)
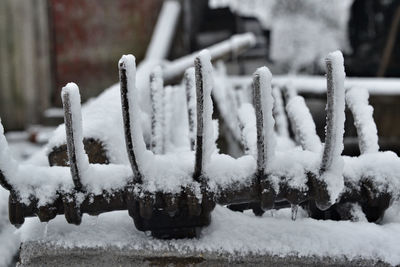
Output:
top-left (118, 54), bottom-right (136, 69)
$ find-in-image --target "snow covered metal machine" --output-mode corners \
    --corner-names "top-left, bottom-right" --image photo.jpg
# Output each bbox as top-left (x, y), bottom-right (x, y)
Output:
top-left (0, 49), bottom-right (396, 239)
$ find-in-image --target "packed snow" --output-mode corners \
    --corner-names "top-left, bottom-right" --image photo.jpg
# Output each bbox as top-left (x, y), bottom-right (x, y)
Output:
top-left (18, 204), bottom-right (400, 265)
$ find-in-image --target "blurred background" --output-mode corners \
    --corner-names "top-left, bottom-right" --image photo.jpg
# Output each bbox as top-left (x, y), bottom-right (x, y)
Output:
top-left (1, 0), bottom-right (400, 157)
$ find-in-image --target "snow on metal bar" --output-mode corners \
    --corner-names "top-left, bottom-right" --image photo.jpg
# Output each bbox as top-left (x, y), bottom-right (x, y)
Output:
top-left (193, 50), bottom-right (215, 182)
top-left (119, 55), bottom-right (146, 184)
top-left (0, 119), bottom-right (18, 192)
top-left (318, 51), bottom-right (346, 209)
top-left (61, 83), bottom-right (89, 192)
top-left (163, 33), bottom-right (256, 83)
top-left (345, 87), bottom-right (379, 154)
top-left (286, 95), bottom-right (322, 152)
top-left (254, 67), bottom-right (276, 173)
top-left (184, 67), bottom-right (197, 151)
top-left (149, 66), bottom-right (165, 154)
top-left (272, 86), bottom-right (289, 137)
top-left (145, 0), bottom-right (181, 61)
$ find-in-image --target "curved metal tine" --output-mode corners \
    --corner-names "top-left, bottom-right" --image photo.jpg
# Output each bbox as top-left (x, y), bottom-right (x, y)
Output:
top-left (61, 83), bottom-right (89, 192)
top-left (0, 119), bottom-right (17, 192)
top-left (282, 83), bottom-right (297, 104)
top-left (149, 66), bottom-right (165, 154)
top-left (253, 67), bottom-right (275, 175)
top-left (184, 67), bottom-right (197, 151)
top-left (253, 67), bottom-right (276, 211)
top-left (345, 87), bottom-right (379, 154)
top-left (193, 50), bottom-right (215, 182)
top-left (317, 51), bottom-right (346, 210)
top-left (285, 91), bottom-right (322, 153)
top-left (272, 86), bottom-right (289, 138)
top-left (119, 55), bottom-right (145, 184)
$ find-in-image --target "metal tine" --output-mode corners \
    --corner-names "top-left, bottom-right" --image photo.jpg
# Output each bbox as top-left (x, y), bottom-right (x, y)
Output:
top-left (61, 83), bottom-right (89, 192)
top-left (0, 119), bottom-right (17, 192)
top-left (163, 85), bottom-right (174, 153)
top-left (237, 103), bottom-right (256, 157)
top-left (253, 66), bottom-right (276, 210)
top-left (282, 83), bottom-right (297, 104)
top-left (119, 55), bottom-right (145, 184)
top-left (317, 51), bottom-right (346, 210)
top-left (150, 66), bottom-right (165, 154)
top-left (285, 89), bottom-right (322, 153)
top-left (184, 67), bottom-right (197, 151)
top-left (345, 87), bottom-right (379, 154)
top-left (193, 50), bottom-right (215, 183)
top-left (272, 86), bottom-right (289, 138)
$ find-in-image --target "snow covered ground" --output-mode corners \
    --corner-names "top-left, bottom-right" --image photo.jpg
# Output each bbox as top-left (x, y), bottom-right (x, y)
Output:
top-left (18, 204), bottom-right (400, 265)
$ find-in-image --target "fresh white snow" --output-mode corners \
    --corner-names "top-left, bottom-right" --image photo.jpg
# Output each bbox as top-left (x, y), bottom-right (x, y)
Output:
top-left (18, 204), bottom-right (400, 266)
top-left (346, 87), bottom-right (379, 154)
top-left (255, 66), bottom-right (276, 173)
top-left (286, 95), bottom-right (321, 152)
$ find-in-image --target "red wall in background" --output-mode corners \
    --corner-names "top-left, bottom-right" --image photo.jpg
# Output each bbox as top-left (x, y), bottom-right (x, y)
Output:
top-left (49, 0), bottom-right (163, 105)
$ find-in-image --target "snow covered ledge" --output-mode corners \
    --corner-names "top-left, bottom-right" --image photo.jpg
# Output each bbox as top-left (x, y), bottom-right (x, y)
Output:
top-left (18, 205), bottom-right (400, 266)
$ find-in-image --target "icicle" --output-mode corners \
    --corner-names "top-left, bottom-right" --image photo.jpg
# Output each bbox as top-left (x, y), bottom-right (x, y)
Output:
top-left (318, 51), bottom-right (346, 209)
top-left (119, 55), bottom-right (146, 183)
top-left (184, 67), bottom-right (197, 151)
top-left (286, 95), bottom-right (322, 152)
top-left (253, 67), bottom-right (276, 173)
top-left (61, 83), bottom-right (89, 191)
top-left (193, 50), bottom-right (215, 181)
top-left (346, 87), bottom-right (379, 154)
top-left (0, 119), bottom-right (17, 192)
top-left (149, 66), bottom-right (165, 154)
top-left (272, 86), bottom-right (289, 137)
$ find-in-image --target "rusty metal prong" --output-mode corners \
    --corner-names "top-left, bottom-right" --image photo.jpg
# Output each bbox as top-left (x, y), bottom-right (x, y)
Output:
top-left (345, 87), bottom-right (379, 154)
top-left (272, 86), bottom-right (289, 138)
top-left (193, 50), bottom-right (215, 182)
top-left (119, 55), bottom-right (146, 184)
top-left (316, 51), bottom-right (346, 210)
top-left (184, 67), bottom-right (197, 151)
top-left (61, 83), bottom-right (89, 192)
top-left (150, 66), bottom-right (165, 154)
top-left (0, 120), bottom-right (17, 192)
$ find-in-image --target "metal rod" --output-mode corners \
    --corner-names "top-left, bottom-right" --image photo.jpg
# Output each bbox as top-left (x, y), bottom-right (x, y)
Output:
top-left (119, 55), bottom-right (143, 184)
top-left (0, 120), bottom-right (16, 192)
top-left (61, 83), bottom-right (88, 192)
top-left (150, 66), bottom-right (165, 154)
top-left (193, 56), bottom-right (205, 182)
top-left (184, 67), bottom-right (196, 151)
top-left (163, 33), bottom-right (256, 83)
top-left (253, 72), bottom-right (265, 175)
